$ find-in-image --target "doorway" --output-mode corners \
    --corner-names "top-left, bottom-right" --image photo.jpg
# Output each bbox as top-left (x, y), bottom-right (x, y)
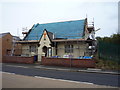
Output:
top-left (42, 46), bottom-right (47, 57)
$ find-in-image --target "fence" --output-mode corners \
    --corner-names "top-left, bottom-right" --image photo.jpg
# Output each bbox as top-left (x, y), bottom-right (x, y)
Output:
top-left (3, 56), bottom-right (34, 64)
top-left (98, 41), bottom-right (120, 64)
top-left (41, 56), bottom-right (95, 68)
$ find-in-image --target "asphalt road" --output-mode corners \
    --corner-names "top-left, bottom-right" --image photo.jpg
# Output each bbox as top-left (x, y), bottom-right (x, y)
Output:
top-left (3, 72), bottom-right (114, 88)
top-left (2, 64), bottom-right (119, 87)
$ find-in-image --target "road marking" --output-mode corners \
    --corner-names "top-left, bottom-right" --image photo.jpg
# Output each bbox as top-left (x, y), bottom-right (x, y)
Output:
top-left (2, 72), bottom-right (15, 75)
top-left (5, 65), bottom-right (28, 68)
top-left (34, 66), bottom-right (70, 71)
top-left (34, 76), bottom-right (94, 85)
top-left (2, 72), bottom-right (94, 85)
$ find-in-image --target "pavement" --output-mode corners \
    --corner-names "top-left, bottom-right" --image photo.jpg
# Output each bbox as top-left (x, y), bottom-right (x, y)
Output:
top-left (2, 63), bottom-right (120, 75)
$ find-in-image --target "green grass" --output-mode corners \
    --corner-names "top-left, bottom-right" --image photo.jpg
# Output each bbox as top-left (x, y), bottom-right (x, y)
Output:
top-left (95, 59), bottom-right (120, 70)
top-left (93, 53), bottom-right (120, 70)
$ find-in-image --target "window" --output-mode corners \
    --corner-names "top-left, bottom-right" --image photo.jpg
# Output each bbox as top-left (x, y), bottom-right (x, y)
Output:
top-left (6, 49), bottom-right (11, 55)
top-left (65, 45), bottom-right (73, 53)
top-left (29, 45), bottom-right (36, 52)
top-left (7, 39), bottom-right (9, 41)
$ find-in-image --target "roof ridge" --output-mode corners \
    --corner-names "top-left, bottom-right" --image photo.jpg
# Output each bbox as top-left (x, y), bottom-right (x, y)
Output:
top-left (39, 19), bottom-right (85, 25)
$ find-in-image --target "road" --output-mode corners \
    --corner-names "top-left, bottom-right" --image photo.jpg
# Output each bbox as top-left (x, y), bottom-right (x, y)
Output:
top-left (2, 63), bottom-right (119, 87)
top-left (2, 72), bottom-right (115, 88)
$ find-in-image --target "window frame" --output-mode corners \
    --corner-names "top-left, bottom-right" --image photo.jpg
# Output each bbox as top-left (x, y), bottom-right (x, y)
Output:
top-left (65, 44), bottom-right (73, 53)
top-left (29, 45), bottom-right (36, 53)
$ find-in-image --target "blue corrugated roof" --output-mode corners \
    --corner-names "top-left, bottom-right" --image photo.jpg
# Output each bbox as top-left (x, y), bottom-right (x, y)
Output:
top-left (24, 19), bottom-right (86, 40)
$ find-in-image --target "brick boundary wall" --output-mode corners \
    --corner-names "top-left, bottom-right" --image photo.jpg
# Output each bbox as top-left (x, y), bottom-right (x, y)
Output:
top-left (41, 56), bottom-right (95, 68)
top-left (2, 56), bottom-right (34, 64)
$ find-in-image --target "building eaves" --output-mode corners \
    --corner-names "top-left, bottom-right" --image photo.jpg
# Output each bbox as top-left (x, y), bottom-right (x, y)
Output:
top-left (16, 40), bottom-right (39, 44)
top-left (52, 39), bottom-right (86, 42)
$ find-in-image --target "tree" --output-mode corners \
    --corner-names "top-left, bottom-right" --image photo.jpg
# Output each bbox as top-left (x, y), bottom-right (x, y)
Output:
top-left (96, 34), bottom-right (120, 44)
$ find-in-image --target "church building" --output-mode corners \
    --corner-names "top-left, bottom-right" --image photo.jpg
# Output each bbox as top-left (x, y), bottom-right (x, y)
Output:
top-left (18, 18), bottom-right (96, 62)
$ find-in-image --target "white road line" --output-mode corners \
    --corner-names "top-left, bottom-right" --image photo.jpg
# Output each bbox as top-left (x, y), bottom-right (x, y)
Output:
top-left (2, 72), bottom-right (15, 75)
top-left (13, 66), bottom-right (28, 68)
top-left (34, 66), bottom-right (70, 71)
top-left (5, 65), bottom-right (28, 68)
top-left (2, 71), bottom-right (94, 85)
top-left (34, 76), bottom-right (94, 85)
top-left (5, 65), bottom-right (16, 67)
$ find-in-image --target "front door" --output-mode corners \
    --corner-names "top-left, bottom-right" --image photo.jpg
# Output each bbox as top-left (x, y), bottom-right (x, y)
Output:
top-left (42, 46), bottom-right (47, 57)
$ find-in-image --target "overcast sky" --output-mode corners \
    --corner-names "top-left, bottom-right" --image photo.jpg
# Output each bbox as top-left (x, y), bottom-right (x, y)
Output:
top-left (0, 0), bottom-right (119, 39)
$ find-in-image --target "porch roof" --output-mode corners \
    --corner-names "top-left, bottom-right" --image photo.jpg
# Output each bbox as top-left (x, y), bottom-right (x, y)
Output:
top-left (16, 40), bottom-right (39, 44)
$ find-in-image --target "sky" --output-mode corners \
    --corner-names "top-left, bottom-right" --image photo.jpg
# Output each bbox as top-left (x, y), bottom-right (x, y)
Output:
top-left (0, 0), bottom-right (119, 39)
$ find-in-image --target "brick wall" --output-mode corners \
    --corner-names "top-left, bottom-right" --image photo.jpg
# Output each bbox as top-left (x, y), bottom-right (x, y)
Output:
top-left (3, 56), bottom-right (34, 64)
top-left (42, 56), bottom-right (95, 68)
